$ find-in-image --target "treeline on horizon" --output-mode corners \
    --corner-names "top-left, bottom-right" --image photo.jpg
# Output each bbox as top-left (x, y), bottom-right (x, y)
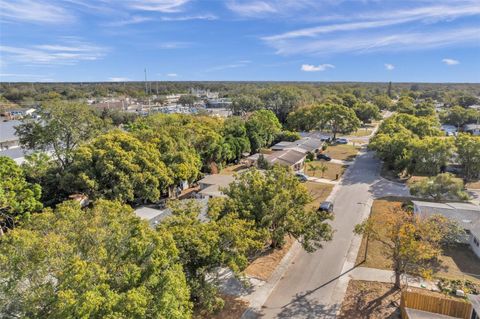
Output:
top-left (1, 81), bottom-right (479, 108)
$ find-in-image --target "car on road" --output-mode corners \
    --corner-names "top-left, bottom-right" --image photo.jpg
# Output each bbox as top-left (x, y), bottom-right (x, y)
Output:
top-left (318, 201), bottom-right (334, 213)
top-left (317, 153), bottom-right (331, 161)
top-left (295, 172), bottom-right (309, 182)
top-left (335, 138), bottom-right (348, 144)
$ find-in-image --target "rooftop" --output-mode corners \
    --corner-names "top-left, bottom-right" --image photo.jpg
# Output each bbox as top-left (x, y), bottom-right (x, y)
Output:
top-left (412, 200), bottom-right (480, 238)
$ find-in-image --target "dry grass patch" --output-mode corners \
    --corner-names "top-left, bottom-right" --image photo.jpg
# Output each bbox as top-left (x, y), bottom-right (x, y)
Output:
top-left (195, 295), bottom-right (249, 319)
top-left (350, 128), bottom-right (373, 137)
top-left (338, 280), bottom-right (464, 319)
top-left (305, 161), bottom-right (346, 180)
top-left (305, 181), bottom-right (334, 211)
top-left (324, 144), bottom-right (360, 161)
top-left (220, 164), bottom-right (247, 175)
top-left (245, 235), bottom-right (295, 281)
top-left (466, 181), bottom-right (480, 189)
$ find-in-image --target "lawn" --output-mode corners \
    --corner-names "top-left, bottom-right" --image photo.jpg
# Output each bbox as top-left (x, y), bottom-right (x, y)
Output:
top-left (305, 181), bottom-right (334, 211)
top-left (219, 164), bottom-right (247, 175)
top-left (304, 161), bottom-right (347, 180)
top-left (323, 144), bottom-right (360, 161)
top-left (355, 197), bottom-right (480, 285)
top-left (350, 128), bottom-right (373, 137)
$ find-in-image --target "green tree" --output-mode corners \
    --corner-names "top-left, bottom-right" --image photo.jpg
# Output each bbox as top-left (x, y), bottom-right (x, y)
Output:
top-left (395, 96), bottom-right (415, 114)
top-left (15, 101), bottom-right (104, 170)
top-left (223, 117), bottom-right (251, 161)
top-left (456, 94), bottom-right (479, 108)
top-left (455, 134), bottom-right (480, 181)
top-left (372, 94), bottom-right (393, 110)
top-left (246, 110), bottom-right (282, 153)
top-left (354, 102), bottom-right (381, 124)
top-left (355, 208), bottom-right (464, 288)
top-left (440, 105), bottom-right (479, 129)
top-left (0, 156), bottom-right (42, 219)
top-left (231, 95), bottom-right (264, 116)
top-left (0, 200), bottom-right (192, 318)
top-left (178, 94), bottom-right (199, 106)
top-left (260, 87), bottom-right (309, 123)
top-left (222, 166), bottom-right (333, 251)
top-left (409, 137), bottom-right (453, 175)
top-left (159, 200), bottom-right (264, 313)
top-left (63, 130), bottom-right (172, 203)
top-left (318, 104), bottom-right (361, 139)
top-left (410, 173), bottom-right (468, 201)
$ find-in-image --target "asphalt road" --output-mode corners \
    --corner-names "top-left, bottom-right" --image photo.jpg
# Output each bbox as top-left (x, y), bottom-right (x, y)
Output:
top-left (257, 151), bottom-right (385, 318)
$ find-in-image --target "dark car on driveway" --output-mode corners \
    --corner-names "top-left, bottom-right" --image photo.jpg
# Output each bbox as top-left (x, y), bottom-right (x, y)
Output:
top-left (318, 201), bottom-right (334, 213)
top-left (317, 153), bottom-right (331, 161)
top-left (295, 172), bottom-right (309, 182)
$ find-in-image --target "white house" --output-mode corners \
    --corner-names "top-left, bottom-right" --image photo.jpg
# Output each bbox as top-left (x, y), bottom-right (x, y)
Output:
top-left (412, 200), bottom-right (480, 258)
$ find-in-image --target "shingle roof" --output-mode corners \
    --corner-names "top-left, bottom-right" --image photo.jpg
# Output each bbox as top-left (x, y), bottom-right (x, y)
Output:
top-left (271, 137), bottom-right (323, 153)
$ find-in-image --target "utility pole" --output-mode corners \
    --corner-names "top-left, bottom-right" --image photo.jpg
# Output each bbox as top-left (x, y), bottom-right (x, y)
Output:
top-left (144, 68), bottom-right (148, 95)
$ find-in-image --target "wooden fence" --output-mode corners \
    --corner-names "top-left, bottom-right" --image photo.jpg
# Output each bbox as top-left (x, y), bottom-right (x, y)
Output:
top-left (400, 291), bottom-right (473, 319)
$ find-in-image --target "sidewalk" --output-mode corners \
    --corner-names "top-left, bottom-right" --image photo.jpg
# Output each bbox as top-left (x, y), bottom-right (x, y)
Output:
top-left (349, 267), bottom-right (439, 291)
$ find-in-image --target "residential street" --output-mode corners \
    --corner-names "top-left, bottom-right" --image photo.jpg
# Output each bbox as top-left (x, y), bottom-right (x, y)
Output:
top-left (252, 150), bottom-right (407, 318)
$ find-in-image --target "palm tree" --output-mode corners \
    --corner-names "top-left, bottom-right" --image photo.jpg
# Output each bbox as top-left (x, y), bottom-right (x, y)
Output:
top-left (319, 164), bottom-right (328, 178)
top-left (308, 163), bottom-right (318, 177)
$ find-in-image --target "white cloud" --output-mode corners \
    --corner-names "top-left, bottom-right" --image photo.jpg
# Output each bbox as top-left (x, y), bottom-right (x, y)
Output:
top-left (384, 63), bottom-right (395, 70)
top-left (0, 0), bottom-right (73, 24)
top-left (267, 27), bottom-right (479, 56)
top-left (0, 38), bottom-right (107, 66)
top-left (109, 77), bottom-right (130, 82)
top-left (127, 0), bottom-right (190, 13)
top-left (160, 14), bottom-right (217, 21)
top-left (158, 42), bottom-right (192, 49)
top-left (226, 1), bottom-right (276, 16)
top-left (166, 73), bottom-right (178, 77)
top-left (104, 15), bottom-right (153, 27)
top-left (301, 64), bottom-right (334, 72)
top-left (442, 58), bottom-right (459, 65)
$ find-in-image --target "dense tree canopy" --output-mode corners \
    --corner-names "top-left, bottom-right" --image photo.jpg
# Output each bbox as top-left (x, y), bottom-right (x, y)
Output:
top-left (159, 200), bottom-right (264, 312)
top-left (221, 166), bottom-right (333, 251)
top-left (15, 101), bottom-right (104, 170)
top-left (455, 134), bottom-right (480, 181)
top-left (63, 130), bottom-right (172, 203)
top-left (0, 156), bottom-right (42, 218)
top-left (0, 200), bottom-right (192, 318)
top-left (245, 109), bottom-right (282, 153)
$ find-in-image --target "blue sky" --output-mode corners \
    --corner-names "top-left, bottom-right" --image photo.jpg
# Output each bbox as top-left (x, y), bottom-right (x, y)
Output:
top-left (1, 0), bottom-right (479, 83)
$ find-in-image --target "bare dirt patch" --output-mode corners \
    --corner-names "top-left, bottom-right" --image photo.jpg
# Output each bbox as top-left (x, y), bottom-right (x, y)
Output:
top-left (195, 295), bottom-right (249, 319)
top-left (338, 280), bottom-right (464, 319)
top-left (245, 236), bottom-right (295, 281)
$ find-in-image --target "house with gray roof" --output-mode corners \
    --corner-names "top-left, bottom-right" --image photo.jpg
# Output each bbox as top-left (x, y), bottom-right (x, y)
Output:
top-left (271, 137), bottom-right (324, 154)
top-left (197, 174), bottom-right (236, 199)
top-left (464, 124), bottom-right (480, 136)
top-left (412, 200), bottom-right (480, 258)
top-left (245, 148), bottom-right (307, 172)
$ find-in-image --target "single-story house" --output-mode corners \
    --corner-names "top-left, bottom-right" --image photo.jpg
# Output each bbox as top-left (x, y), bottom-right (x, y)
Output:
top-left (245, 148), bottom-right (307, 172)
top-left (135, 199), bottom-right (209, 228)
top-left (197, 174), bottom-right (236, 199)
top-left (412, 200), bottom-right (480, 258)
top-left (464, 124), bottom-right (480, 136)
top-left (3, 108), bottom-right (36, 119)
top-left (271, 137), bottom-right (324, 154)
